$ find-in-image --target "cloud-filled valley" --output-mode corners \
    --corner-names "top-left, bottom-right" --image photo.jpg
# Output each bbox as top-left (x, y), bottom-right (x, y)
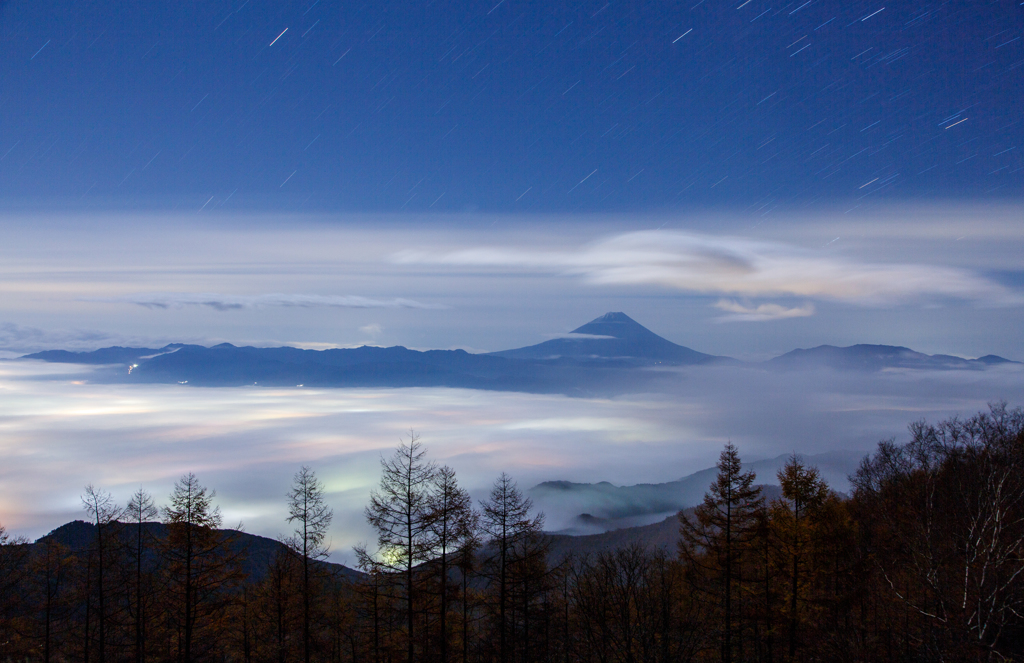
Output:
top-left (3, 357), bottom-right (1022, 564)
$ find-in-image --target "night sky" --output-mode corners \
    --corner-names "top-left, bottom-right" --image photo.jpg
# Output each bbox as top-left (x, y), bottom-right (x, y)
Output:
top-left (2, 1), bottom-right (1024, 548)
top-left (3, 0), bottom-right (1023, 211)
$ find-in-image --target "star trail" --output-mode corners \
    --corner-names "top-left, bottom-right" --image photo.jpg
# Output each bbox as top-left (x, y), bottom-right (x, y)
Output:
top-left (0, 0), bottom-right (1020, 212)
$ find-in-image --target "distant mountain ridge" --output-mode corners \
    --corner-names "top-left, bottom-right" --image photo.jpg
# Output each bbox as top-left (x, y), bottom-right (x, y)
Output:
top-left (530, 450), bottom-right (860, 535)
top-left (770, 344), bottom-right (1016, 371)
top-left (17, 312), bottom-right (1018, 395)
top-left (15, 312), bottom-right (728, 395)
top-left (25, 345), bottom-right (187, 365)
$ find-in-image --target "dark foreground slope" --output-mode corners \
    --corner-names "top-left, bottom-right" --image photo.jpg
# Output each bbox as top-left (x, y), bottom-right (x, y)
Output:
top-left (38, 520), bottom-right (363, 582)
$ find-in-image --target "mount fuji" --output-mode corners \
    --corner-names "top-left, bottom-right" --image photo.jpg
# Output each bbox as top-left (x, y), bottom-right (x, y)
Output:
top-left (491, 312), bottom-right (723, 365)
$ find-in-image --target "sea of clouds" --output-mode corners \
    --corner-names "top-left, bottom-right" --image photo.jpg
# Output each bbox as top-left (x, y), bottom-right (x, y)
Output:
top-left (2, 359), bottom-right (1022, 565)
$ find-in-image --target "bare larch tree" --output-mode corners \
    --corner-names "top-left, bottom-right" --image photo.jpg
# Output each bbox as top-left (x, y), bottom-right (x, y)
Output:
top-left (125, 487), bottom-right (158, 663)
top-left (82, 485), bottom-right (121, 663)
top-left (287, 465), bottom-right (333, 663)
top-left (425, 465), bottom-right (477, 663)
top-left (357, 432), bottom-right (437, 663)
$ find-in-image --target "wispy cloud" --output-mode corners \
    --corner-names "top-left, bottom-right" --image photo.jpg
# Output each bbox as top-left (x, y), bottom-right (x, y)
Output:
top-left (0, 323), bottom-right (129, 355)
top-left (713, 300), bottom-right (815, 322)
top-left (91, 293), bottom-right (442, 311)
top-left (0, 322), bottom-right (225, 355)
top-left (359, 323), bottom-right (383, 336)
top-left (394, 230), bottom-right (1019, 306)
top-left (542, 333), bottom-right (617, 340)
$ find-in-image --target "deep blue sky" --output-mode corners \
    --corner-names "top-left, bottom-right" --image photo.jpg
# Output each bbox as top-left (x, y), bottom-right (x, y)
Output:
top-left (2, 0), bottom-right (1022, 212)
top-left (3, 0), bottom-right (1024, 550)
top-left (0, 1), bottom-right (1022, 363)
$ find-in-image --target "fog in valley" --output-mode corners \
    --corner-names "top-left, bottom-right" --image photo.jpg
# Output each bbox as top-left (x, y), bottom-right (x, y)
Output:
top-left (3, 358), bottom-right (1021, 564)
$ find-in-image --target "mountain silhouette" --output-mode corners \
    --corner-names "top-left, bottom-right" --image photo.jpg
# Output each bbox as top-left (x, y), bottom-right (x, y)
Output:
top-left (769, 344), bottom-right (1019, 371)
top-left (490, 312), bottom-right (722, 365)
top-left (17, 313), bottom-right (1017, 394)
top-left (24, 345), bottom-right (185, 365)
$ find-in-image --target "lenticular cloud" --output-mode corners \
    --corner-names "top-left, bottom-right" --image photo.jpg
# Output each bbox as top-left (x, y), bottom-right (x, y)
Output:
top-left (91, 293), bottom-right (441, 311)
top-left (395, 230), bottom-right (1017, 307)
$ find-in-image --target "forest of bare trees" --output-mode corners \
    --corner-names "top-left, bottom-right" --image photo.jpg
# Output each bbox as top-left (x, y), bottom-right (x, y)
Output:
top-left (1, 404), bottom-right (1022, 662)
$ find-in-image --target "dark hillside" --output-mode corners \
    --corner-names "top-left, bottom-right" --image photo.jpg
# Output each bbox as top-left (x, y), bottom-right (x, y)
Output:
top-left (37, 520), bottom-right (363, 582)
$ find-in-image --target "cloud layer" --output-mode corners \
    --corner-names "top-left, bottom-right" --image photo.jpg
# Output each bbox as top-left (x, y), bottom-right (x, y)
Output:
top-left (0, 323), bottom-right (170, 356)
top-left (3, 360), bottom-right (1023, 564)
top-left (93, 293), bottom-right (441, 312)
top-left (395, 230), bottom-right (1019, 308)
top-left (1, 208), bottom-right (1023, 359)
top-left (713, 300), bottom-right (816, 322)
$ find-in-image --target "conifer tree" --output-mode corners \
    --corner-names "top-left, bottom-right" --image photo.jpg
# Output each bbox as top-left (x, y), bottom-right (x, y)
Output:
top-left (425, 465), bottom-right (477, 663)
top-left (0, 524), bottom-right (29, 659)
top-left (287, 466), bottom-right (333, 663)
top-left (31, 535), bottom-right (75, 663)
top-left (162, 473), bottom-right (243, 663)
top-left (125, 487), bottom-right (158, 663)
top-left (480, 472), bottom-right (545, 663)
top-left (774, 456), bottom-right (830, 659)
top-left (679, 443), bottom-right (763, 663)
top-left (82, 485), bottom-right (121, 663)
top-left (357, 432), bottom-right (437, 663)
